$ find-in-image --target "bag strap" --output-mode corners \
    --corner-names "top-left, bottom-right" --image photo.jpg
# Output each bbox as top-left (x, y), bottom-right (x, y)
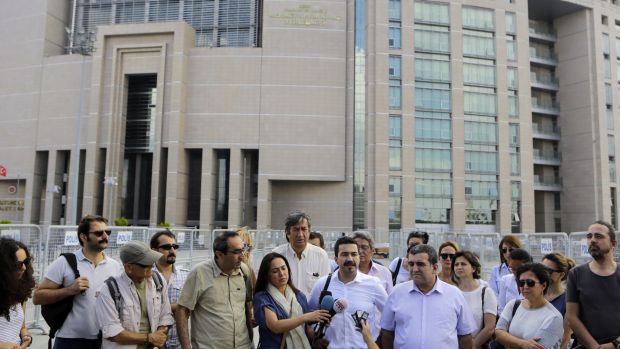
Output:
top-left (240, 263), bottom-right (253, 302)
top-left (392, 258), bottom-right (403, 286)
top-left (61, 253), bottom-right (80, 279)
top-left (480, 286), bottom-right (487, 330)
top-left (507, 299), bottom-right (521, 332)
top-left (323, 273), bottom-right (333, 293)
top-left (105, 277), bottom-right (124, 323)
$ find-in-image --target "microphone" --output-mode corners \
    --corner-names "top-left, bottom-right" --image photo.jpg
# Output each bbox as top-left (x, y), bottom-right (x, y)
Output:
top-left (316, 297), bottom-right (348, 338)
top-left (331, 298), bottom-right (348, 316)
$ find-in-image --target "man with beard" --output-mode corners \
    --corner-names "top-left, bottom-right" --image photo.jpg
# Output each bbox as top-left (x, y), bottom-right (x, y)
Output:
top-left (273, 211), bottom-right (330, 296)
top-left (380, 244), bottom-right (475, 349)
top-left (566, 220), bottom-right (620, 349)
top-left (33, 215), bottom-right (122, 349)
top-left (308, 236), bottom-right (388, 348)
top-left (150, 230), bottom-right (188, 349)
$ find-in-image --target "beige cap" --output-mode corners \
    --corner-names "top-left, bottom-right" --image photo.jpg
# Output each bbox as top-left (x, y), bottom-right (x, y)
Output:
top-left (120, 240), bottom-right (162, 265)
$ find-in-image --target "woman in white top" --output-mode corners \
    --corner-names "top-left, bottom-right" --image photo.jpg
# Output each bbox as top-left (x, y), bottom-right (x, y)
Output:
top-left (452, 251), bottom-right (497, 349)
top-left (495, 262), bottom-right (563, 349)
top-left (0, 237), bottom-right (35, 349)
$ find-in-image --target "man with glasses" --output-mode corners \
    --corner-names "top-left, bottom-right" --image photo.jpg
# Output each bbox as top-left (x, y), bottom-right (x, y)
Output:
top-left (273, 211), bottom-right (330, 296)
top-left (567, 220), bottom-right (620, 349)
top-left (150, 230), bottom-right (189, 349)
top-left (96, 240), bottom-right (174, 349)
top-left (34, 215), bottom-right (123, 349)
top-left (176, 231), bottom-right (253, 349)
top-left (380, 244), bottom-right (475, 349)
top-left (353, 232), bottom-right (393, 293)
top-left (388, 231), bottom-right (429, 285)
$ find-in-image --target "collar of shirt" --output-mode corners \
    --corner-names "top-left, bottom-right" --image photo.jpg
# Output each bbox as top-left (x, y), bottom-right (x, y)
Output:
top-left (286, 243), bottom-right (308, 260)
top-left (211, 259), bottom-right (241, 277)
top-left (410, 277), bottom-right (445, 295)
top-left (75, 248), bottom-right (109, 265)
top-left (334, 270), bottom-right (364, 285)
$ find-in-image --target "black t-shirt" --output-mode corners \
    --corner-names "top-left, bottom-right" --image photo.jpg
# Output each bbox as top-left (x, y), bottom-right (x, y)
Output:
top-left (566, 263), bottom-right (620, 342)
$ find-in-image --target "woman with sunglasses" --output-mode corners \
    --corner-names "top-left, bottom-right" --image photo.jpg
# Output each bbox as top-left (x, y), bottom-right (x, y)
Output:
top-left (0, 237), bottom-right (36, 349)
top-left (438, 241), bottom-right (459, 285)
top-left (489, 235), bottom-right (522, 299)
top-left (452, 251), bottom-right (497, 349)
top-left (542, 253), bottom-right (575, 349)
top-left (495, 263), bottom-right (563, 349)
top-left (254, 252), bottom-right (331, 349)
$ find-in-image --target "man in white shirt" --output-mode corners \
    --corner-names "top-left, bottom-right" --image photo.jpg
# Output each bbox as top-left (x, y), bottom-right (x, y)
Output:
top-left (273, 211), bottom-right (330, 296)
top-left (309, 236), bottom-right (388, 349)
top-left (380, 244), bottom-right (476, 349)
top-left (33, 215), bottom-right (123, 349)
top-left (352, 232), bottom-right (393, 294)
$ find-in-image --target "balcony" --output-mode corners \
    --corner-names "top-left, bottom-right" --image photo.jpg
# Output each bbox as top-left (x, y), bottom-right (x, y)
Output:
top-left (531, 98), bottom-right (560, 116)
top-left (529, 25), bottom-right (557, 43)
top-left (530, 73), bottom-right (559, 91)
top-left (534, 175), bottom-right (562, 191)
top-left (530, 48), bottom-right (558, 67)
top-left (533, 149), bottom-right (561, 166)
top-left (532, 124), bottom-right (561, 140)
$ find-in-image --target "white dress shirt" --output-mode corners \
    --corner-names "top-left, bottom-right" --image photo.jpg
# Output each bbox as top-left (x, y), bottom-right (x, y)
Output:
top-left (308, 271), bottom-right (388, 349)
top-left (380, 278), bottom-right (476, 349)
top-left (273, 243), bottom-right (330, 296)
top-left (366, 261), bottom-right (394, 294)
top-left (498, 273), bottom-right (522, 313)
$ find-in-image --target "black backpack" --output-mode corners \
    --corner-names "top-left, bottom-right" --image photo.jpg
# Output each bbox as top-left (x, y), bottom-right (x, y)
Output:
top-left (41, 253), bottom-right (80, 349)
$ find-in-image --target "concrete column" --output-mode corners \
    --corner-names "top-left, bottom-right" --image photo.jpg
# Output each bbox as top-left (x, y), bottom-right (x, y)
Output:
top-left (200, 148), bottom-right (215, 230)
top-left (228, 148), bottom-right (243, 228)
top-left (41, 151), bottom-right (58, 227)
top-left (256, 174), bottom-right (271, 229)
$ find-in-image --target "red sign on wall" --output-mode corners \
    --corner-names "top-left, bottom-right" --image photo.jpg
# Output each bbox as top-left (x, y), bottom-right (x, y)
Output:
top-left (0, 165), bottom-right (6, 177)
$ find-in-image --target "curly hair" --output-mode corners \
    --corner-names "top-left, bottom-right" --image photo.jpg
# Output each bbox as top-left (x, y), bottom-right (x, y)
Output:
top-left (0, 237), bottom-right (36, 320)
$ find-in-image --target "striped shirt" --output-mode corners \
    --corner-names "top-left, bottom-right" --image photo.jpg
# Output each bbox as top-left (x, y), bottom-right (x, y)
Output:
top-left (0, 303), bottom-right (24, 344)
top-left (154, 266), bottom-right (189, 349)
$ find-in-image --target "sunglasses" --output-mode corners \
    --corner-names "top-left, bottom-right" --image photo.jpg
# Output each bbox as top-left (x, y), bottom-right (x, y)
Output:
top-left (545, 267), bottom-right (560, 274)
top-left (227, 245), bottom-right (252, 255)
top-left (15, 257), bottom-right (31, 269)
top-left (440, 253), bottom-right (455, 260)
top-left (90, 229), bottom-right (112, 237)
top-left (518, 279), bottom-right (541, 288)
top-left (501, 248), bottom-right (515, 254)
top-left (158, 243), bottom-right (180, 251)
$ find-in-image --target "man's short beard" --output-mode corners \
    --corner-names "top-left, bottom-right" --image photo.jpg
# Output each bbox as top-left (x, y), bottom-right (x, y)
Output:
top-left (166, 257), bottom-right (176, 265)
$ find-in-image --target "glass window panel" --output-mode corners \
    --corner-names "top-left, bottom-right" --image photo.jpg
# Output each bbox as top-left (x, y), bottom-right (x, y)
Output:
top-left (464, 91), bottom-right (497, 115)
top-left (390, 146), bottom-right (402, 170)
top-left (415, 58), bottom-right (451, 81)
top-left (463, 63), bottom-right (495, 86)
top-left (506, 12), bottom-right (516, 34)
top-left (511, 151), bottom-right (520, 175)
top-left (389, 24), bottom-right (402, 49)
top-left (506, 37), bottom-right (517, 61)
top-left (509, 124), bottom-right (520, 146)
top-left (389, 177), bottom-right (402, 195)
top-left (511, 181), bottom-right (521, 199)
top-left (416, 118), bottom-right (452, 140)
top-left (507, 67), bottom-right (518, 90)
top-left (416, 84), bottom-right (451, 111)
top-left (464, 121), bottom-right (497, 144)
top-left (603, 33), bottom-right (610, 55)
top-left (389, 56), bottom-right (402, 78)
top-left (606, 83), bottom-right (613, 105)
top-left (389, 0), bottom-right (401, 20)
top-left (415, 29), bottom-right (450, 53)
top-left (608, 108), bottom-right (615, 130)
top-left (390, 115), bottom-right (402, 138)
top-left (390, 80), bottom-right (402, 109)
top-left (462, 7), bottom-right (494, 31)
top-left (415, 1), bottom-right (449, 25)
top-left (463, 34), bottom-right (496, 58)
top-left (605, 57), bottom-right (612, 80)
top-left (609, 135), bottom-right (616, 156)
top-left (616, 37), bottom-right (620, 58)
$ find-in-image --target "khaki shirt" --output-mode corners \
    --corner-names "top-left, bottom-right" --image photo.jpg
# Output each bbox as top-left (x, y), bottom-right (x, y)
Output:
top-left (177, 259), bottom-right (251, 349)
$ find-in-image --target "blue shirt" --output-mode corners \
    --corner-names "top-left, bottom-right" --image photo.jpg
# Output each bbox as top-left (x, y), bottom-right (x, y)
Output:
top-left (489, 263), bottom-right (511, 298)
top-left (254, 290), bottom-right (310, 349)
top-left (549, 292), bottom-right (566, 317)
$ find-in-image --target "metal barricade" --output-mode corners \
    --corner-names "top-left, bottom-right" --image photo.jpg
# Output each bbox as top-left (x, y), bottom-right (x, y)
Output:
top-left (249, 229), bottom-right (287, 269)
top-left (0, 224), bottom-right (46, 332)
top-left (567, 231), bottom-right (591, 266)
top-left (521, 232), bottom-right (570, 262)
top-left (145, 227), bottom-right (204, 271)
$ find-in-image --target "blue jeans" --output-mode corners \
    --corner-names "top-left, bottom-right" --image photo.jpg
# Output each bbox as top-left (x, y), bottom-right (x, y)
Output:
top-left (53, 337), bottom-right (101, 349)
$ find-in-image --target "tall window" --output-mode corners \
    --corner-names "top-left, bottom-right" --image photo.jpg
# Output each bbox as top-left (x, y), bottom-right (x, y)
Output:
top-left (462, 7), bottom-right (494, 31)
top-left (389, 177), bottom-right (402, 230)
top-left (390, 115), bottom-right (402, 170)
top-left (389, 0), bottom-right (401, 49)
top-left (415, 1), bottom-right (449, 25)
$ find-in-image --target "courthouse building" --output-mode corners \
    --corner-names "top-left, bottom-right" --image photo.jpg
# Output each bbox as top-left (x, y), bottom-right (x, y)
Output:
top-left (0, 0), bottom-right (619, 238)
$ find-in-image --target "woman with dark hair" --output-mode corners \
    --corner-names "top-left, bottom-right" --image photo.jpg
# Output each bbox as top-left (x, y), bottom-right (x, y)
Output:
top-left (498, 248), bottom-right (532, 313)
top-left (254, 252), bottom-right (330, 349)
top-left (542, 252), bottom-right (576, 349)
top-left (0, 237), bottom-right (36, 348)
top-left (438, 240), bottom-right (459, 285)
top-left (489, 235), bottom-right (522, 298)
top-left (452, 251), bottom-right (497, 349)
top-left (495, 263), bottom-right (563, 349)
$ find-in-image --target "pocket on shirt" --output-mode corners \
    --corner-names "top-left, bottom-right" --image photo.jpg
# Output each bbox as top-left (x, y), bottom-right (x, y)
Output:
top-left (120, 301), bottom-right (136, 329)
top-left (152, 293), bottom-right (162, 318)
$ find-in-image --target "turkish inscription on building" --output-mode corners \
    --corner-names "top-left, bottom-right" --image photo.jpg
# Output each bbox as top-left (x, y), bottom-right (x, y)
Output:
top-left (0, 200), bottom-right (24, 211)
top-left (270, 5), bottom-right (341, 26)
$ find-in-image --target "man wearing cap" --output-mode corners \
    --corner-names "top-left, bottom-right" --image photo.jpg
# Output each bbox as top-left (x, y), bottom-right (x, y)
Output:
top-left (95, 240), bottom-right (174, 349)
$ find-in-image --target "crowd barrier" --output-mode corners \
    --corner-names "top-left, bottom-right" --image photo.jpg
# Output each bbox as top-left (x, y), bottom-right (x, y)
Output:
top-left (3, 224), bottom-right (616, 332)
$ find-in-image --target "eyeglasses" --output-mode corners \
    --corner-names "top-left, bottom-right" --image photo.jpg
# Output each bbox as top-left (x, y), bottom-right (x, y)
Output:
top-left (501, 248), bottom-right (515, 254)
top-left (158, 243), bottom-right (180, 251)
top-left (89, 229), bottom-right (111, 237)
top-left (545, 267), bottom-right (560, 274)
top-left (227, 245), bottom-right (252, 255)
top-left (132, 262), bottom-right (152, 268)
top-left (15, 257), bottom-right (31, 269)
top-left (440, 253), bottom-right (455, 260)
top-left (358, 245), bottom-right (372, 251)
top-left (518, 279), bottom-right (542, 288)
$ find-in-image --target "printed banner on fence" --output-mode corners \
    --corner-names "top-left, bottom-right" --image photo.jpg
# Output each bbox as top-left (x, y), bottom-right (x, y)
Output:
top-left (540, 238), bottom-right (553, 253)
top-left (580, 239), bottom-right (589, 257)
top-left (177, 232), bottom-right (186, 244)
top-left (1, 229), bottom-right (20, 241)
top-left (64, 231), bottom-right (79, 246)
top-left (116, 231), bottom-right (133, 245)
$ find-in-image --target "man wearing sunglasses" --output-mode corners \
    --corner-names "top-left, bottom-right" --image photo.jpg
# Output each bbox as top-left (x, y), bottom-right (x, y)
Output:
top-left (150, 230), bottom-right (189, 349)
top-left (566, 220), bottom-right (620, 349)
top-left (96, 240), bottom-right (174, 349)
top-left (33, 215), bottom-right (123, 349)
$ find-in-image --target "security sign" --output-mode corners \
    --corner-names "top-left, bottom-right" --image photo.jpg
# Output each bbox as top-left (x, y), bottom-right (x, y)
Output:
top-left (7, 186), bottom-right (16, 194)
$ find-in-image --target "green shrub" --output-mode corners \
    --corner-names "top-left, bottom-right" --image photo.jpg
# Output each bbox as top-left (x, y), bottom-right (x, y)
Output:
top-left (157, 221), bottom-right (171, 228)
top-left (0, 220), bottom-right (11, 224)
top-left (114, 217), bottom-right (129, 226)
